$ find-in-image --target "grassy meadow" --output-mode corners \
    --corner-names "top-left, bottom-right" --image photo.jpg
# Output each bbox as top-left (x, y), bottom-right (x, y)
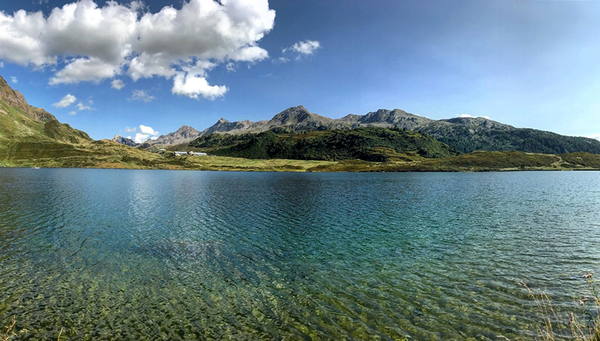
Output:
top-left (3, 139), bottom-right (600, 172)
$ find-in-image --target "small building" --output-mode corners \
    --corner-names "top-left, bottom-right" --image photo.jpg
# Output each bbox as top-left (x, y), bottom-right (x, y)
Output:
top-left (174, 151), bottom-right (188, 156)
top-left (189, 152), bottom-right (208, 156)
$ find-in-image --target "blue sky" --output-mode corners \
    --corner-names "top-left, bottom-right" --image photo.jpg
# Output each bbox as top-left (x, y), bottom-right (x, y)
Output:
top-left (1, 0), bottom-right (600, 141)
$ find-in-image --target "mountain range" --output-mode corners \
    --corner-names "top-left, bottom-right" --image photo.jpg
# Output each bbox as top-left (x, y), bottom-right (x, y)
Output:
top-left (2, 72), bottom-right (600, 172)
top-left (133, 105), bottom-right (600, 155)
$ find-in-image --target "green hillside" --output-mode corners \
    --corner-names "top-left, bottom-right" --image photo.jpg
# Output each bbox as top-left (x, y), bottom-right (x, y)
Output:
top-left (189, 127), bottom-right (458, 161)
top-left (0, 100), bottom-right (92, 159)
top-left (428, 124), bottom-right (600, 154)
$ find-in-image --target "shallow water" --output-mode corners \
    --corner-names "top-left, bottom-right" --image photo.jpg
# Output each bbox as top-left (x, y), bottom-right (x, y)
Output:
top-left (1, 169), bottom-right (600, 339)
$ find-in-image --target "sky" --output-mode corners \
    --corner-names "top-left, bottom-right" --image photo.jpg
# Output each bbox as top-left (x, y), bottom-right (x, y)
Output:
top-left (1, 0), bottom-right (600, 142)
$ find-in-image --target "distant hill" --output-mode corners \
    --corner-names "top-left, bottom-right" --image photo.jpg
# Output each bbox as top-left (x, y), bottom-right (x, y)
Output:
top-left (0, 75), bottom-right (92, 150)
top-left (168, 106), bottom-right (600, 155)
top-left (189, 127), bottom-right (458, 161)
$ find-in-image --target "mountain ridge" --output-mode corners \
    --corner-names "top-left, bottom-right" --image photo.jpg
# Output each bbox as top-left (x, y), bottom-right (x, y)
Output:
top-left (0, 75), bottom-right (56, 123)
top-left (3, 73), bottom-right (600, 172)
top-left (0, 75), bottom-right (91, 145)
top-left (130, 105), bottom-right (600, 155)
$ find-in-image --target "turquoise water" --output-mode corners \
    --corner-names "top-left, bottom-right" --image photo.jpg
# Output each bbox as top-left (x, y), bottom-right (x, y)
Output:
top-left (1, 169), bottom-right (600, 339)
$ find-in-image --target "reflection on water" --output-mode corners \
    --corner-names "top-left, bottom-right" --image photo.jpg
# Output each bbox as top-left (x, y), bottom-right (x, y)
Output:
top-left (1, 169), bottom-right (600, 339)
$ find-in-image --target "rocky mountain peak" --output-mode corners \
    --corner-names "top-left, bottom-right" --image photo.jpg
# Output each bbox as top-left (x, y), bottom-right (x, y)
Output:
top-left (269, 105), bottom-right (329, 126)
top-left (112, 134), bottom-right (139, 147)
top-left (174, 125), bottom-right (200, 137)
top-left (0, 75), bottom-right (27, 108)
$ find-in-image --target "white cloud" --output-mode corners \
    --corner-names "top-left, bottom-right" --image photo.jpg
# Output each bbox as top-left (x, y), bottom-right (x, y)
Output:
top-left (10, 76), bottom-right (17, 83)
top-left (130, 89), bottom-right (155, 102)
top-left (459, 114), bottom-right (490, 119)
top-left (283, 40), bottom-right (321, 58)
top-left (124, 126), bottom-right (137, 133)
top-left (0, 0), bottom-right (275, 99)
top-left (111, 79), bottom-right (125, 90)
top-left (172, 72), bottom-right (228, 100)
top-left (77, 102), bottom-right (92, 111)
top-left (68, 111), bottom-right (77, 115)
top-left (229, 45), bottom-right (269, 62)
top-left (134, 124), bottom-right (159, 143)
top-left (0, 62), bottom-right (3, 68)
top-left (139, 124), bottom-right (158, 135)
top-left (134, 133), bottom-right (150, 143)
top-left (49, 57), bottom-right (119, 85)
top-left (52, 93), bottom-right (77, 108)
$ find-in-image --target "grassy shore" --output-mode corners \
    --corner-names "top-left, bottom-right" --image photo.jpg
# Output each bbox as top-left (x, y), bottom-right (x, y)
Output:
top-left (2, 140), bottom-right (600, 172)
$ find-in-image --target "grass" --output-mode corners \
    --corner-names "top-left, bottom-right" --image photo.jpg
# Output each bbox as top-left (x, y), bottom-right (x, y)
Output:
top-left (523, 272), bottom-right (600, 340)
top-left (3, 145), bottom-right (600, 172)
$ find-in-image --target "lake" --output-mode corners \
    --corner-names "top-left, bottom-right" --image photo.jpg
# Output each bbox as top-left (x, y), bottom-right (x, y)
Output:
top-left (1, 168), bottom-right (600, 339)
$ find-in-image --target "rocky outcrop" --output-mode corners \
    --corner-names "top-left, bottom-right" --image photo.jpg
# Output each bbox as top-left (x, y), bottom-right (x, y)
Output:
top-left (188, 106), bottom-right (600, 155)
top-left (112, 135), bottom-right (139, 147)
top-left (0, 75), bottom-right (56, 122)
top-left (138, 125), bottom-right (201, 148)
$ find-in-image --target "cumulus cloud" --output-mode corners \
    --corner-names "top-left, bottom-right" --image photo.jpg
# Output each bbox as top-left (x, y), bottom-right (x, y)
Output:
top-left (130, 89), bottom-right (155, 102)
top-left (124, 126), bottom-right (137, 133)
top-left (52, 93), bottom-right (77, 108)
top-left (10, 76), bottom-right (18, 83)
top-left (0, 62), bottom-right (4, 68)
top-left (68, 111), bottom-right (77, 115)
top-left (133, 124), bottom-right (159, 143)
top-left (283, 40), bottom-right (321, 59)
top-left (50, 58), bottom-right (119, 85)
top-left (111, 79), bottom-right (124, 90)
top-left (139, 124), bottom-right (158, 135)
top-left (172, 72), bottom-right (228, 100)
top-left (0, 0), bottom-right (275, 99)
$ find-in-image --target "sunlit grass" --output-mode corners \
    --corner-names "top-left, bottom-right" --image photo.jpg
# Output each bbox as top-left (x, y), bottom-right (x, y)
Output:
top-left (523, 272), bottom-right (600, 340)
top-left (2, 137), bottom-right (600, 172)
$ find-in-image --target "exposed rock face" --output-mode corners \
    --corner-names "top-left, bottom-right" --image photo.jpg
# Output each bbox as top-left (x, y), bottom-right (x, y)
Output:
top-left (112, 135), bottom-right (139, 147)
top-left (133, 103), bottom-right (600, 155)
top-left (0, 75), bottom-right (56, 122)
top-left (195, 106), bottom-right (445, 136)
top-left (139, 125), bottom-right (201, 148)
top-left (202, 118), bottom-right (262, 135)
top-left (0, 74), bottom-right (91, 144)
top-left (187, 106), bottom-right (600, 155)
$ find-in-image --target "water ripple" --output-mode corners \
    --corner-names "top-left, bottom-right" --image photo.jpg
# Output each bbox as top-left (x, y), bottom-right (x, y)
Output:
top-left (1, 170), bottom-right (600, 339)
